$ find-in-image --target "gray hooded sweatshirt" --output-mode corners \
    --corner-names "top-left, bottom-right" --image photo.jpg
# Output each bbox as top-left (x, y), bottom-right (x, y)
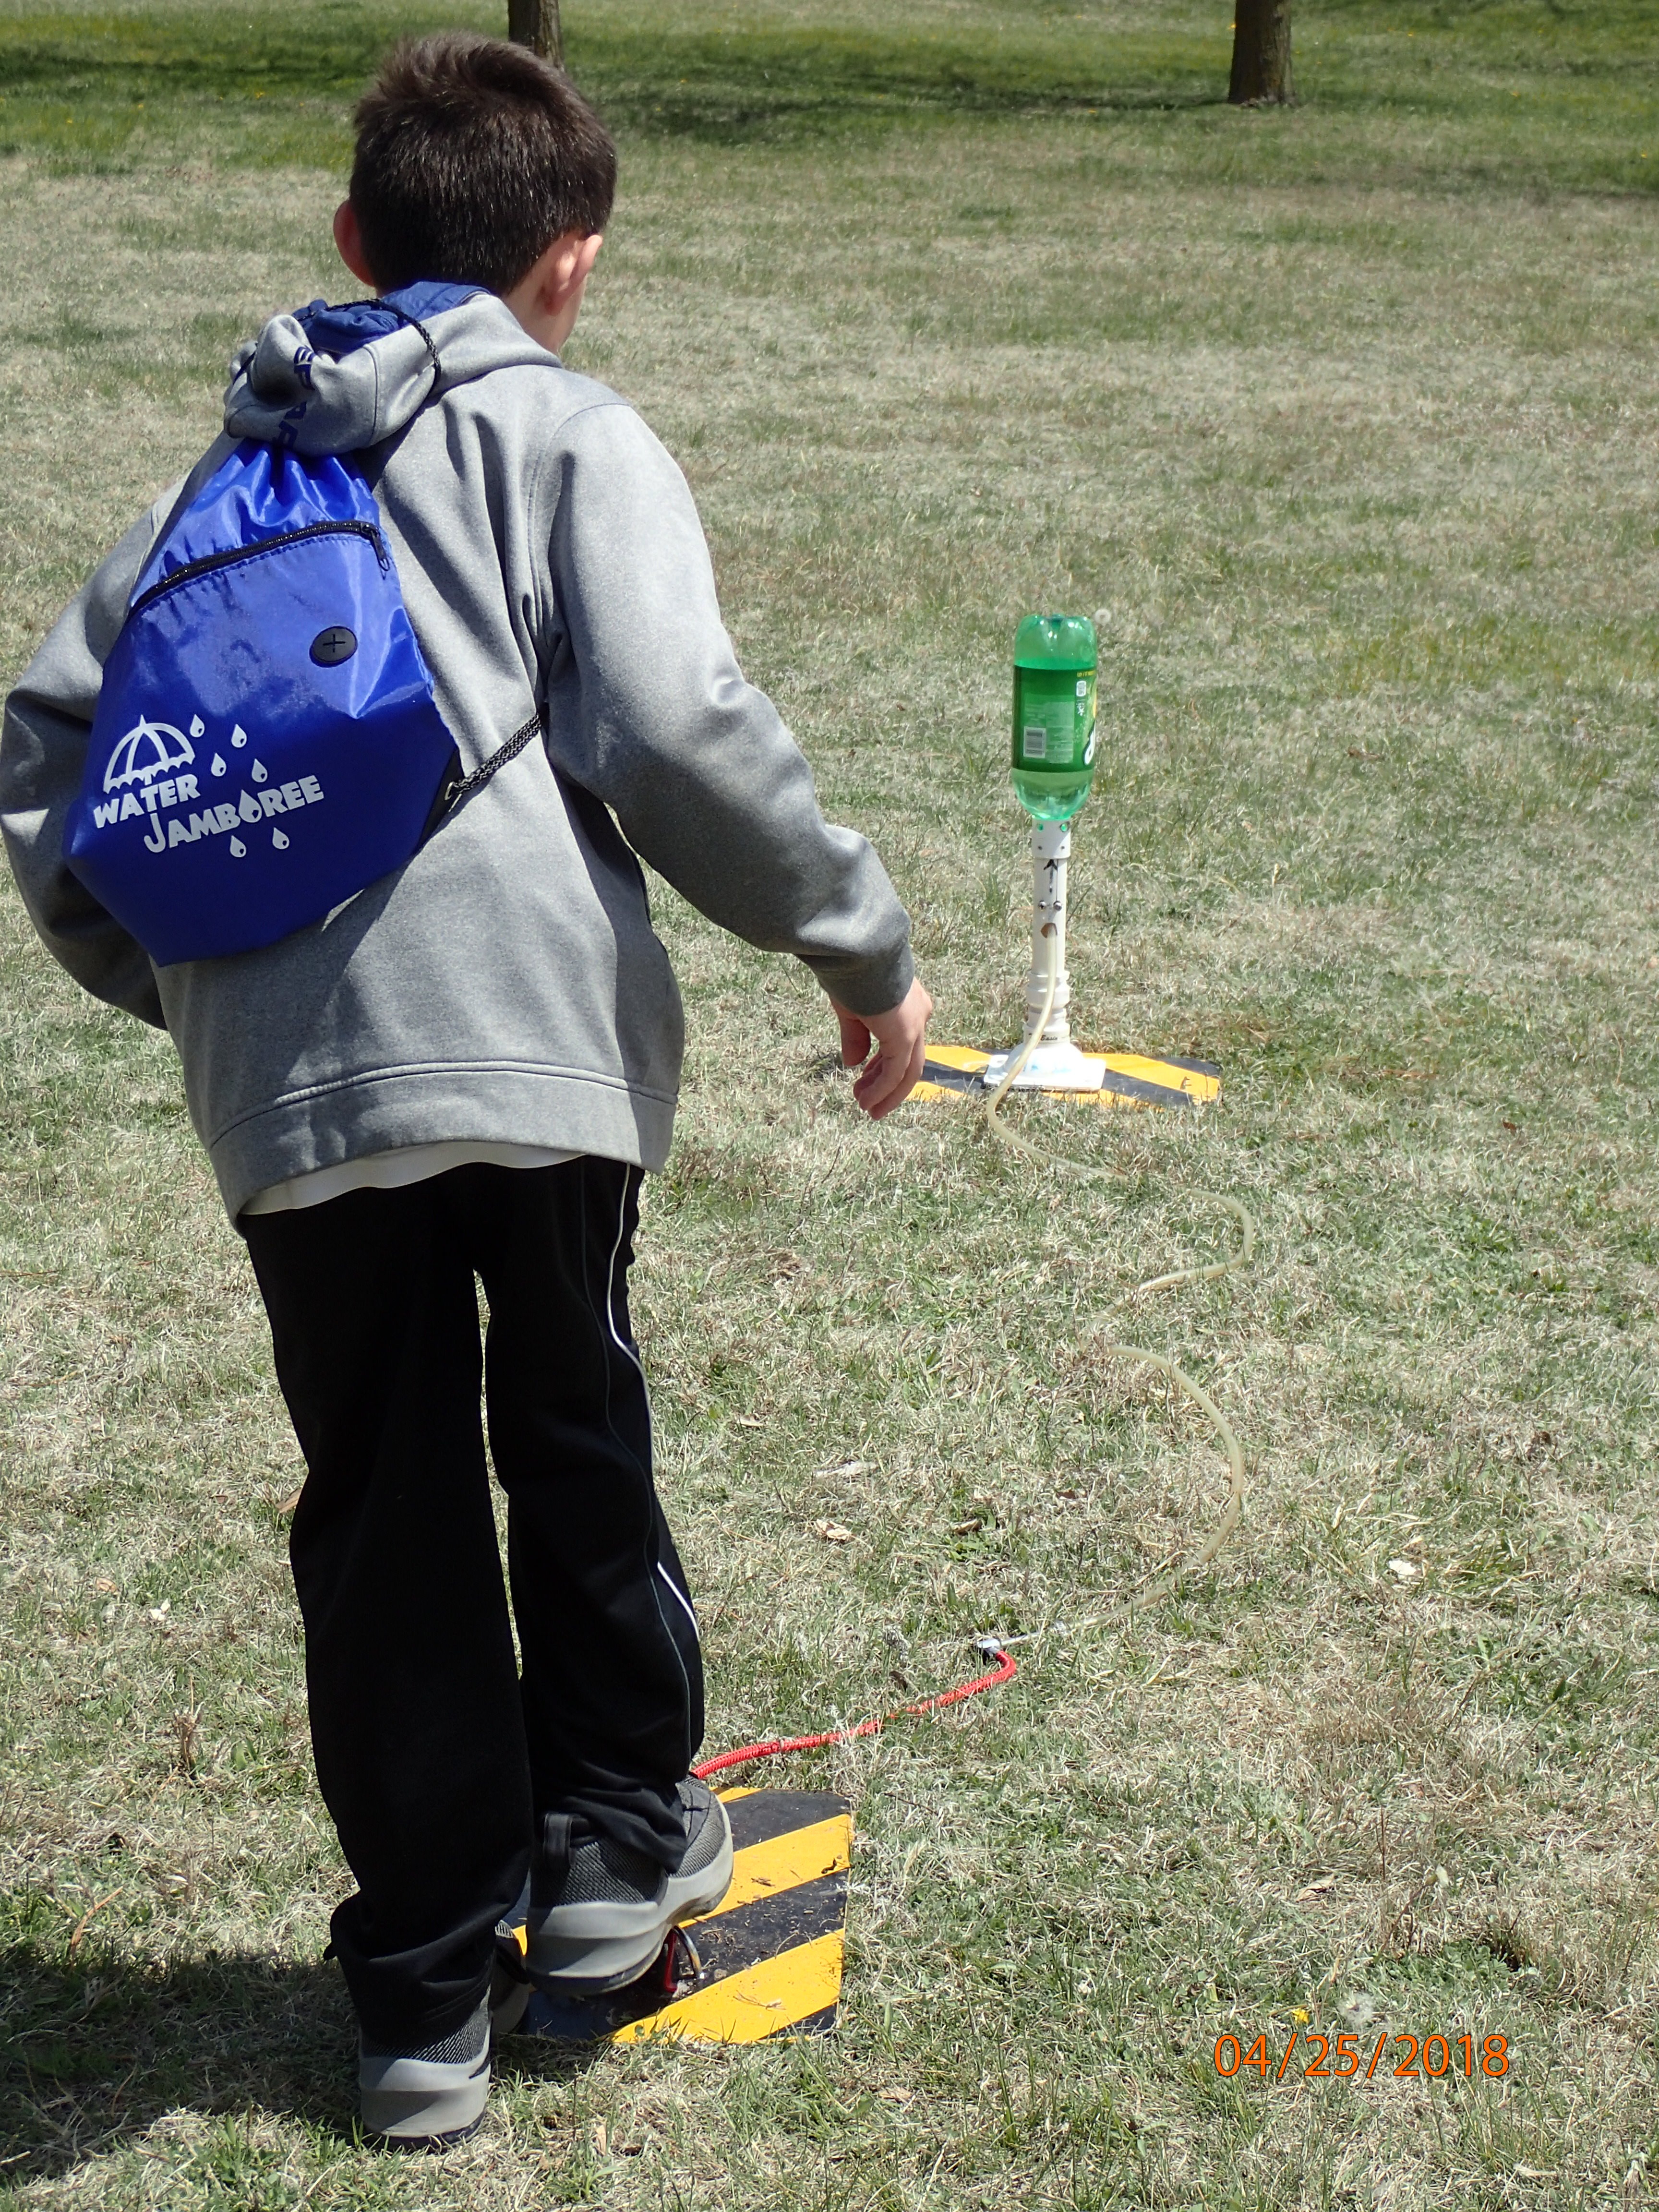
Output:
top-left (0, 292), bottom-right (913, 1219)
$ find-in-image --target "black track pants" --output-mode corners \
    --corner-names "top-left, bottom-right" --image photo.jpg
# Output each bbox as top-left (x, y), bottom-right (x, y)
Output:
top-left (242, 1157), bottom-right (703, 2045)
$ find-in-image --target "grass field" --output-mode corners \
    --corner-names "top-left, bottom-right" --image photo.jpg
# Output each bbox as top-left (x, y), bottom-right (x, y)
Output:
top-left (3, 1), bottom-right (1659, 2205)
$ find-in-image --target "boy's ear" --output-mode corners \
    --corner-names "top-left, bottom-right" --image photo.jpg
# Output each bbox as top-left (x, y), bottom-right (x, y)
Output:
top-left (501, 229), bottom-right (605, 353)
top-left (333, 201), bottom-right (378, 289)
top-left (522, 229), bottom-right (604, 318)
top-left (565, 230), bottom-right (605, 296)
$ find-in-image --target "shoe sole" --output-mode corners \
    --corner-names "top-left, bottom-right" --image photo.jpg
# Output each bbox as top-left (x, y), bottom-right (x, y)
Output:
top-left (524, 1800), bottom-right (735, 1996)
top-left (361, 2058), bottom-right (490, 2148)
top-left (367, 2109), bottom-right (485, 2152)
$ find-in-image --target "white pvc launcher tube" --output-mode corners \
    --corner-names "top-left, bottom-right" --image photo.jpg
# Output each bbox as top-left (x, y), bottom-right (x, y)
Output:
top-left (981, 817), bottom-right (1107, 1094)
top-left (1026, 819), bottom-right (1072, 1045)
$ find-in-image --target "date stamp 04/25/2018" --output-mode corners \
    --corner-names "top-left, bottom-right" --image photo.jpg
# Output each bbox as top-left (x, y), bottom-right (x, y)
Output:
top-left (1214, 2030), bottom-right (1512, 2084)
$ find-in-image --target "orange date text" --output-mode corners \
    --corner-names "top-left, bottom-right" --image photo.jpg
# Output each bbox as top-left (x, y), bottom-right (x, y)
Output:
top-left (1213, 2030), bottom-right (1510, 2082)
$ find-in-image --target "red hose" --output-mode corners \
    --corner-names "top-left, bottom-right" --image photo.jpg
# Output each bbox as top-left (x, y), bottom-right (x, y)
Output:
top-left (692, 1645), bottom-right (1019, 1780)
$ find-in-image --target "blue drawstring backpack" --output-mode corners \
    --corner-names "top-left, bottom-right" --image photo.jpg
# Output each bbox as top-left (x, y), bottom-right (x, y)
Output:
top-left (65, 289), bottom-right (535, 968)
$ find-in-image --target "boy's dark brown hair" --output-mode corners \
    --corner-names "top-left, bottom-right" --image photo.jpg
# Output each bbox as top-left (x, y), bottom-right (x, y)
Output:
top-left (350, 33), bottom-right (615, 295)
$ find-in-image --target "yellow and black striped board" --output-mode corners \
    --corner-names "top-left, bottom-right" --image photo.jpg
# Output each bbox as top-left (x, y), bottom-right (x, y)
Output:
top-left (515, 1788), bottom-right (852, 2047)
top-left (911, 1044), bottom-right (1221, 1112)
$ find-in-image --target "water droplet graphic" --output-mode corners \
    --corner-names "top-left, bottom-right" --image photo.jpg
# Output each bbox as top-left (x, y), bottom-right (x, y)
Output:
top-left (230, 724), bottom-right (248, 749)
top-left (228, 836), bottom-right (247, 859)
top-left (189, 715), bottom-right (205, 739)
top-left (209, 754), bottom-right (226, 778)
top-left (251, 759), bottom-right (268, 783)
top-left (271, 828), bottom-right (289, 851)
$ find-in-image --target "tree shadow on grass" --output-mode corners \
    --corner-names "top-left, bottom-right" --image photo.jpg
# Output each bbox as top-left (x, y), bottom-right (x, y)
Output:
top-left (0, 10), bottom-right (1228, 149)
top-left (0, 1942), bottom-right (602, 2183)
top-left (577, 28), bottom-right (1230, 144)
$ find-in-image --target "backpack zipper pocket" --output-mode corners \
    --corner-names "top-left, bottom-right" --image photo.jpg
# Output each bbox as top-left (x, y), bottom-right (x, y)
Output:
top-left (130, 519), bottom-right (389, 619)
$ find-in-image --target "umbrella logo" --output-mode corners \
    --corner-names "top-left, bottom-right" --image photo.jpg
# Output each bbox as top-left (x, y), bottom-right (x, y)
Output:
top-left (104, 717), bottom-right (196, 794)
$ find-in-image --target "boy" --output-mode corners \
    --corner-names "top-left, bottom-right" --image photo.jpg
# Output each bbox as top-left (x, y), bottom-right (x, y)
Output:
top-left (0, 33), bottom-right (931, 2148)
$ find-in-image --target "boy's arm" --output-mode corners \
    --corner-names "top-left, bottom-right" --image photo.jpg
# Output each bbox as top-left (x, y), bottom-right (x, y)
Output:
top-left (541, 405), bottom-right (917, 1026)
top-left (0, 507), bottom-right (172, 1026)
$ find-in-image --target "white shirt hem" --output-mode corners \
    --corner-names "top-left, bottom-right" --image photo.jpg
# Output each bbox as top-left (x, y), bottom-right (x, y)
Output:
top-left (240, 1141), bottom-right (583, 1216)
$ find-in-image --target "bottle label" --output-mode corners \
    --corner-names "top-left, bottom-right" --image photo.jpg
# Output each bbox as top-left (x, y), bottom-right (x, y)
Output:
top-left (1013, 667), bottom-right (1096, 774)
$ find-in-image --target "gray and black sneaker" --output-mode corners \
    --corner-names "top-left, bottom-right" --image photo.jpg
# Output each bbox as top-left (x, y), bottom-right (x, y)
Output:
top-left (359, 1996), bottom-right (490, 2149)
top-left (515, 1777), bottom-right (734, 1999)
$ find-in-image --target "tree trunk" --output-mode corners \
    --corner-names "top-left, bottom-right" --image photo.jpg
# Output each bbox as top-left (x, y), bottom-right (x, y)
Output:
top-left (508, 0), bottom-right (564, 67)
top-left (1228, 0), bottom-right (1292, 105)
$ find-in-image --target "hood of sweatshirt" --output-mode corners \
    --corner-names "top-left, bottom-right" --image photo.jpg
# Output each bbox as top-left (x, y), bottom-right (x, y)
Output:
top-left (223, 281), bottom-right (561, 457)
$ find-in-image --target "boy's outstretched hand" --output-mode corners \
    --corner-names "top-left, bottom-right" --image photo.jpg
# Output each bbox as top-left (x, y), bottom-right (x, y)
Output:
top-left (831, 978), bottom-right (934, 1120)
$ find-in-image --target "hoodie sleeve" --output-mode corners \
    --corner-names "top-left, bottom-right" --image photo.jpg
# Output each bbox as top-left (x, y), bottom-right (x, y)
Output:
top-left (538, 403), bottom-right (914, 1019)
top-left (0, 506), bottom-right (170, 1027)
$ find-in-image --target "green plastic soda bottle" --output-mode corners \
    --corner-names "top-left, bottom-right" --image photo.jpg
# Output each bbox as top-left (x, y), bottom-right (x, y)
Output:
top-left (1011, 613), bottom-right (1098, 823)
